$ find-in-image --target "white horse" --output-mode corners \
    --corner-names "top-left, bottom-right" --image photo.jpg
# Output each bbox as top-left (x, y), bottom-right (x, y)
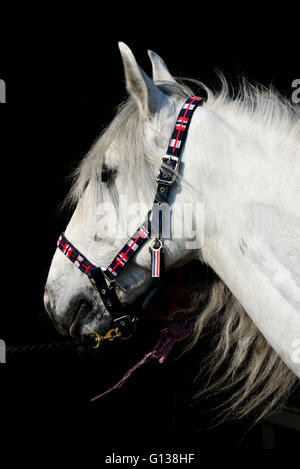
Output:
top-left (45, 42), bottom-right (300, 422)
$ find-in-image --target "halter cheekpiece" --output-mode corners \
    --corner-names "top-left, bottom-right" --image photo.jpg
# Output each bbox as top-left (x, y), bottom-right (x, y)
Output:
top-left (57, 96), bottom-right (204, 346)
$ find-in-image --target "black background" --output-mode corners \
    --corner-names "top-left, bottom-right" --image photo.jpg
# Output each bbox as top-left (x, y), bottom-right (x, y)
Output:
top-left (0, 10), bottom-right (299, 458)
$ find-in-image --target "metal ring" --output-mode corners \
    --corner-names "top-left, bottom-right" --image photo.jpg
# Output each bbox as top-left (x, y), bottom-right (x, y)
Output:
top-left (88, 332), bottom-right (102, 349)
top-left (151, 238), bottom-right (163, 250)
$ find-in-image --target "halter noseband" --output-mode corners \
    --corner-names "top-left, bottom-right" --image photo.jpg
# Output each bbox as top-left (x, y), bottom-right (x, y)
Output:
top-left (56, 96), bottom-right (203, 345)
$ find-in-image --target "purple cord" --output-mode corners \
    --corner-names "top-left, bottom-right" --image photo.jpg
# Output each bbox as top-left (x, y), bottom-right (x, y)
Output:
top-left (91, 320), bottom-right (194, 402)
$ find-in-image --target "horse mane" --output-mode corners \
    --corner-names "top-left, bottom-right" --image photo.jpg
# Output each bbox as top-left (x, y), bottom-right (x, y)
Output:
top-left (64, 72), bottom-right (299, 212)
top-left (171, 262), bottom-right (298, 425)
top-left (63, 73), bottom-right (299, 423)
top-left (203, 74), bottom-right (300, 154)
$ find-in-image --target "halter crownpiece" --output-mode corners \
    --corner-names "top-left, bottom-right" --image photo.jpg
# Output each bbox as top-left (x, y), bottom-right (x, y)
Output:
top-left (56, 96), bottom-right (204, 344)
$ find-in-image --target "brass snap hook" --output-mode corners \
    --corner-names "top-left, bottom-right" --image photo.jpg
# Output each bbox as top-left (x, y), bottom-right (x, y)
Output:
top-left (87, 328), bottom-right (122, 349)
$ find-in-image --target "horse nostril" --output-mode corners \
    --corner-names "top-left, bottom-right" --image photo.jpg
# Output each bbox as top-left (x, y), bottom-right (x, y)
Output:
top-left (68, 299), bottom-right (94, 338)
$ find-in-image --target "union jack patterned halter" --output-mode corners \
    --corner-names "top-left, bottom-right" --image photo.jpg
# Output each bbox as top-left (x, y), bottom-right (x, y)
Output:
top-left (57, 96), bottom-right (203, 341)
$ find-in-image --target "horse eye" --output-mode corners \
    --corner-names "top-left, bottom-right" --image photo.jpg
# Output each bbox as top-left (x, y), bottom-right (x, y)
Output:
top-left (101, 163), bottom-right (116, 184)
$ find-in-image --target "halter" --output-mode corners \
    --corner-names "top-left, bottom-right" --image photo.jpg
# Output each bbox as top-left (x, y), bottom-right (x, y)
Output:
top-left (57, 96), bottom-right (204, 346)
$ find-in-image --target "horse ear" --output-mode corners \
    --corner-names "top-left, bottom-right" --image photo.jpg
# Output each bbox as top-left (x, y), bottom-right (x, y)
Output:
top-left (148, 50), bottom-right (177, 85)
top-left (118, 42), bottom-right (166, 115)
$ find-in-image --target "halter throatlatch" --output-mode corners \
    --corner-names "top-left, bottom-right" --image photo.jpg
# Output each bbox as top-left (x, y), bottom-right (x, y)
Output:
top-left (56, 96), bottom-right (203, 345)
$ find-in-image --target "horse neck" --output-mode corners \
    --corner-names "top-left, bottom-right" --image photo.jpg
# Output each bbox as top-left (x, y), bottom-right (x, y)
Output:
top-left (186, 105), bottom-right (300, 378)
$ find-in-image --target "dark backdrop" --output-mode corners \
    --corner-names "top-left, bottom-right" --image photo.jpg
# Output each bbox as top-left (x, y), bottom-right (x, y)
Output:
top-left (1, 12), bottom-right (299, 458)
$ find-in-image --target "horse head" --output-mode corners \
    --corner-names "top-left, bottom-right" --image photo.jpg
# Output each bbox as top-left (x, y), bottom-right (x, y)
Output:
top-left (44, 43), bottom-right (202, 338)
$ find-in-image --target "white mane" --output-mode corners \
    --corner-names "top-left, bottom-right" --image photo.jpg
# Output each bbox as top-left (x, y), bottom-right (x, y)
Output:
top-left (204, 75), bottom-right (300, 153)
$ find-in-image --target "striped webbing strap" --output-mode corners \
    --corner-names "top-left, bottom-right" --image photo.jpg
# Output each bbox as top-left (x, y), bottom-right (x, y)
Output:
top-left (104, 96), bottom-right (204, 281)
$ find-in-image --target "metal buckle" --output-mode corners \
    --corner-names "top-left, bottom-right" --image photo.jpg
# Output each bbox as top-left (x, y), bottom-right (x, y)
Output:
top-left (103, 269), bottom-right (116, 284)
top-left (156, 154), bottom-right (180, 186)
